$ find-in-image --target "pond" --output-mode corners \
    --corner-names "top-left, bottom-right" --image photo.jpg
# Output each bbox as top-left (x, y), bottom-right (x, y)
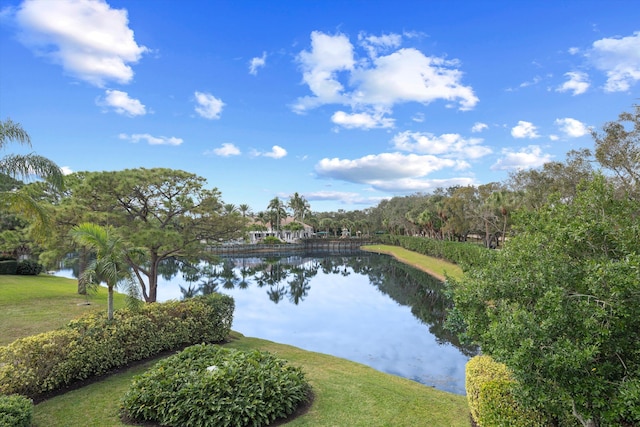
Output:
top-left (152, 251), bottom-right (474, 395)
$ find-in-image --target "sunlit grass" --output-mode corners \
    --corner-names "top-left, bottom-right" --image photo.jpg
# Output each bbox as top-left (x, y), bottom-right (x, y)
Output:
top-left (33, 333), bottom-right (470, 427)
top-left (361, 244), bottom-right (464, 281)
top-left (0, 274), bottom-right (126, 345)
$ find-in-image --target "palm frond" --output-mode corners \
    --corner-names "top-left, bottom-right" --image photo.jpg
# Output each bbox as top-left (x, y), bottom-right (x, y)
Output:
top-left (0, 153), bottom-right (64, 191)
top-left (0, 118), bottom-right (31, 148)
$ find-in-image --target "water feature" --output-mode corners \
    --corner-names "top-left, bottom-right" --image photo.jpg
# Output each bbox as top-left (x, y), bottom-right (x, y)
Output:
top-left (152, 252), bottom-right (474, 395)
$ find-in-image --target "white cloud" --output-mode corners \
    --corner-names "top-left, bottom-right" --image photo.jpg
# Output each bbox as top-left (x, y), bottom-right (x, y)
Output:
top-left (351, 48), bottom-right (478, 110)
top-left (251, 145), bottom-right (287, 159)
top-left (511, 121), bottom-right (540, 139)
top-left (358, 32), bottom-right (402, 57)
top-left (491, 145), bottom-right (552, 170)
top-left (392, 131), bottom-right (492, 159)
top-left (97, 89), bottom-right (146, 116)
top-left (471, 122), bottom-right (488, 133)
top-left (293, 31), bottom-right (478, 115)
top-left (568, 47), bottom-right (580, 55)
top-left (367, 177), bottom-right (475, 192)
top-left (555, 118), bottom-right (589, 138)
top-left (119, 133), bottom-right (183, 146)
top-left (60, 166), bottom-right (73, 175)
top-left (315, 152), bottom-right (455, 184)
top-left (249, 51), bottom-right (267, 75)
top-left (331, 110), bottom-right (395, 129)
top-left (194, 91), bottom-right (224, 119)
top-left (305, 190), bottom-right (381, 205)
top-left (590, 31), bottom-right (640, 92)
top-left (556, 71), bottom-right (590, 95)
top-left (206, 143), bottom-right (240, 157)
top-left (13, 0), bottom-right (147, 87)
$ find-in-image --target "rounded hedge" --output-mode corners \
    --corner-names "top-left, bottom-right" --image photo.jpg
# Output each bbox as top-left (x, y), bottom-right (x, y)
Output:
top-left (121, 344), bottom-right (311, 427)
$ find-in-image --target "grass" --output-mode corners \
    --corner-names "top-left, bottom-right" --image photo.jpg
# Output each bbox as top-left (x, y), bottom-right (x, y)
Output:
top-left (0, 274), bottom-right (127, 346)
top-left (361, 244), bottom-right (464, 281)
top-left (1, 253), bottom-right (471, 426)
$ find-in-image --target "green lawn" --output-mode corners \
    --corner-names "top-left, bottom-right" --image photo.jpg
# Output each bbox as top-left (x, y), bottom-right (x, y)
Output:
top-left (361, 244), bottom-right (464, 281)
top-left (0, 274), bottom-right (127, 346)
top-left (1, 264), bottom-right (470, 426)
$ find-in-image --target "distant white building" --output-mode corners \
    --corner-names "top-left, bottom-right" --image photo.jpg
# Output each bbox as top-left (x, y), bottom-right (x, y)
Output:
top-left (248, 217), bottom-right (314, 243)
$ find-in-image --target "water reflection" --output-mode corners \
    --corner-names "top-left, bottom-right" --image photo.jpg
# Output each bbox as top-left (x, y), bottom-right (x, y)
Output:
top-left (154, 252), bottom-right (474, 394)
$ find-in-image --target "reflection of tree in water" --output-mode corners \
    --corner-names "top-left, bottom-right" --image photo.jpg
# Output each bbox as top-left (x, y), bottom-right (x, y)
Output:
top-left (172, 252), bottom-right (475, 355)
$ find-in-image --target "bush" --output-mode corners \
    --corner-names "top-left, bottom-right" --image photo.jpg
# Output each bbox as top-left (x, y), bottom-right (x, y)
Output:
top-left (16, 260), bottom-right (43, 275)
top-left (261, 236), bottom-right (284, 245)
top-left (0, 260), bottom-right (17, 275)
top-left (121, 344), bottom-right (311, 427)
top-left (0, 293), bottom-right (234, 398)
top-left (466, 355), bottom-right (548, 427)
top-left (0, 394), bottom-right (33, 427)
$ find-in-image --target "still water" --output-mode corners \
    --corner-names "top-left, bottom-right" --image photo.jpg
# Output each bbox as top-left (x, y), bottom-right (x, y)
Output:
top-left (153, 252), bottom-right (473, 395)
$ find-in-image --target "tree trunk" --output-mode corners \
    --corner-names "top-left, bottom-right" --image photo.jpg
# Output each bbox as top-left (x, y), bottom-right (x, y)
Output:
top-left (107, 286), bottom-right (114, 320)
top-left (77, 248), bottom-right (88, 295)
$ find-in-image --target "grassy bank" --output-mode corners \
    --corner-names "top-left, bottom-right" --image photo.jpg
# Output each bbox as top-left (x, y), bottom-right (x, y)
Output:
top-left (1, 259), bottom-right (470, 426)
top-left (361, 244), bottom-right (464, 281)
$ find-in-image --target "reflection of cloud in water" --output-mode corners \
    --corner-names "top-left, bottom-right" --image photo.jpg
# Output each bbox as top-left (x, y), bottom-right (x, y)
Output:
top-left (157, 255), bottom-right (469, 395)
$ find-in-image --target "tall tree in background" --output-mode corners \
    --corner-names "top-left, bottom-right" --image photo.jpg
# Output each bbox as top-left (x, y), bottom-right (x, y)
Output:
top-left (66, 168), bottom-right (244, 302)
top-left (592, 104), bottom-right (640, 200)
top-left (267, 196), bottom-right (287, 233)
top-left (0, 118), bottom-right (64, 238)
top-left (288, 192), bottom-right (310, 223)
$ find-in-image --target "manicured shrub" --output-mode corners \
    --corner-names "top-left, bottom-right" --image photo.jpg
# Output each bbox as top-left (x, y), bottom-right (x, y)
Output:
top-left (121, 344), bottom-right (311, 427)
top-left (0, 293), bottom-right (234, 398)
top-left (0, 394), bottom-right (33, 427)
top-left (261, 236), bottom-right (284, 245)
top-left (0, 260), bottom-right (17, 275)
top-left (16, 260), bottom-right (43, 275)
top-left (466, 355), bottom-right (548, 427)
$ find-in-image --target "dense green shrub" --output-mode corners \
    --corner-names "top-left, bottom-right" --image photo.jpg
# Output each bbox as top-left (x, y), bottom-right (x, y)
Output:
top-left (466, 355), bottom-right (548, 427)
top-left (16, 260), bottom-right (43, 275)
top-left (0, 394), bottom-right (33, 427)
top-left (121, 344), bottom-right (311, 427)
top-left (261, 236), bottom-right (284, 245)
top-left (0, 294), bottom-right (234, 398)
top-left (378, 235), bottom-right (491, 270)
top-left (0, 260), bottom-right (17, 275)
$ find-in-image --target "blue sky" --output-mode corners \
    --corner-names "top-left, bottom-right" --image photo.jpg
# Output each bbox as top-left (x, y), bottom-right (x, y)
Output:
top-left (1, 0), bottom-right (639, 213)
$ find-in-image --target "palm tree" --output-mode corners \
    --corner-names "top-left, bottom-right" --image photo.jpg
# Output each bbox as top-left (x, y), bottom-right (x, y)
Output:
top-left (238, 204), bottom-right (252, 218)
top-left (1, 118), bottom-right (64, 237)
top-left (267, 197), bottom-right (287, 235)
top-left (70, 222), bottom-right (135, 320)
top-left (288, 192), bottom-right (311, 223)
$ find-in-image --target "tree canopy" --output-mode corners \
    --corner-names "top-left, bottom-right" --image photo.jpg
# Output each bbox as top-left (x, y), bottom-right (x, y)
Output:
top-left (450, 176), bottom-right (640, 426)
top-left (62, 168), bottom-right (245, 302)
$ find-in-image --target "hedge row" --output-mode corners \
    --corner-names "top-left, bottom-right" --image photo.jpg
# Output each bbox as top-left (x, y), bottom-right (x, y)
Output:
top-left (0, 259), bottom-right (43, 275)
top-left (0, 394), bottom-right (32, 427)
top-left (377, 235), bottom-right (491, 270)
top-left (466, 355), bottom-right (549, 427)
top-left (0, 294), bottom-right (234, 399)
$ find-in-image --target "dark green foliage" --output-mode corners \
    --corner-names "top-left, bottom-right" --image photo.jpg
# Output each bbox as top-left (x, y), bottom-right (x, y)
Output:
top-left (378, 234), bottom-right (490, 270)
top-left (451, 176), bottom-right (640, 426)
top-left (0, 294), bottom-right (234, 398)
top-left (122, 344), bottom-right (311, 427)
top-left (16, 259), bottom-right (42, 275)
top-left (0, 260), bottom-right (17, 275)
top-left (0, 394), bottom-right (33, 427)
top-left (261, 236), bottom-right (284, 245)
